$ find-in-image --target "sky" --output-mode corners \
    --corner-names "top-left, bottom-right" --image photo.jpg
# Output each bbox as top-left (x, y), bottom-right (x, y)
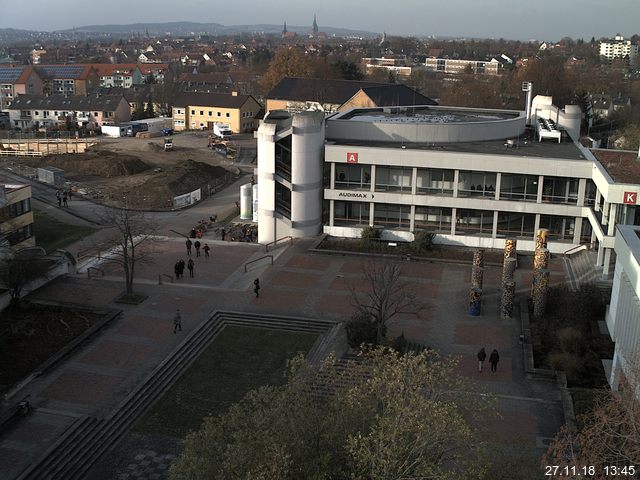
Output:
top-left (1, 0), bottom-right (639, 41)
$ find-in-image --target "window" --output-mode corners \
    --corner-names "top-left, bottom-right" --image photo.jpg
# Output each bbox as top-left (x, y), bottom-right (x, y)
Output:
top-left (226, 112), bottom-right (230, 118)
top-left (5, 224), bottom-right (33, 246)
top-left (217, 112), bottom-right (221, 117)
top-left (456, 209), bottom-right (494, 236)
top-left (496, 212), bottom-right (536, 239)
top-left (539, 215), bottom-right (575, 242)
top-left (191, 110), bottom-right (195, 115)
top-left (199, 110), bottom-right (204, 115)
top-left (94, 112), bottom-right (99, 116)
top-left (275, 182), bottom-right (291, 217)
top-left (275, 137), bottom-right (292, 182)
top-left (458, 171), bottom-right (496, 197)
top-left (375, 166), bottom-right (412, 192)
top-left (334, 201), bottom-right (370, 226)
top-left (414, 206), bottom-right (452, 232)
top-left (500, 174), bottom-right (538, 201)
top-left (374, 203), bottom-right (410, 230)
top-left (416, 168), bottom-right (454, 195)
top-left (208, 111), bottom-right (212, 116)
top-left (542, 177), bottom-right (579, 204)
top-left (335, 164), bottom-right (371, 190)
top-left (585, 180), bottom-right (596, 206)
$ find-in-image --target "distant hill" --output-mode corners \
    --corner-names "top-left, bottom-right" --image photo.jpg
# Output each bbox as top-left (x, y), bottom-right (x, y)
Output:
top-left (60, 21), bottom-right (378, 38)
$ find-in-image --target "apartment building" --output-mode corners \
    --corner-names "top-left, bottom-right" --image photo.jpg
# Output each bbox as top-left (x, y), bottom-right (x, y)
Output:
top-left (0, 183), bottom-right (35, 250)
top-left (91, 64), bottom-right (143, 88)
top-left (256, 97), bottom-right (640, 280)
top-left (425, 57), bottom-right (504, 75)
top-left (7, 94), bottom-right (131, 129)
top-left (599, 34), bottom-right (639, 65)
top-left (172, 92), bottom-right (261, 133)
top-left (0, 66), bottom-right (43, 109)
top-left (36, 65), bottom-right (99, 96)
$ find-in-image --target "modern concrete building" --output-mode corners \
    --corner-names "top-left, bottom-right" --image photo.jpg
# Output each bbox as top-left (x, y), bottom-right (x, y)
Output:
top-left (256, 98), bottom-right (640, 276)
top-left (599, 34), bottom-right (638, 65)
top-left (606, 224), bottom-right (640, 392)
top-left (0, 183), bottom-right (35, 251)
top-left (425, 57), bottom-right (504, 75)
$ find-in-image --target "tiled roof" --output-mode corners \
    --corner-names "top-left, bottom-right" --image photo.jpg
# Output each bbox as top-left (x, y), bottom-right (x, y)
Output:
top-left (357, 85), bottom-right (437, 107)
top-left (173, 92), bottom-right (258, 109)
top-left (91, 64), bottom-right (139, 76)
top-left (267, 77), bottom-right (389, 104)
top-left (9, 94), bottom-right (126, 111)
top-left (35, 64), bottom-right (95, 80)
top-left (591, 148), bottom-right (640, 184)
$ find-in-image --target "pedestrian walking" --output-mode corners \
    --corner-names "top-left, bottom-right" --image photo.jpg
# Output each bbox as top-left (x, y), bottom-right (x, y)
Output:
top-left (185, 238), bottom-right (192, 256)
top-left (67, 189), bottom-right (73, 202)
top-left (174, 261), bottom-right (181, 280)
top-left (56, 190), bottom-right (62, 207)
top-left (173, 309), bottom-right (182, 333)
top-left (187, 258), bottom-right (194, 278)
top-left (221, 228), bottom-right (226, 241)
top-left (477, 347), bottom-right (487, 373)
top-left (203, 244), bottom-right (210, 258)
top-left (178, 259), bottom-right (185, 279)
top-left (253, 278), bottom-right (260, 298)
top-left (194, 240), bottom-right (201, 257)
top-left (489, 349), bottom-right (500, 374)
top-left (62, 191), bottom-right (68, 207)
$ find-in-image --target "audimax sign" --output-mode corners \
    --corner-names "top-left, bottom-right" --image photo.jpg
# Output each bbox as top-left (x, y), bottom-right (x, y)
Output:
top-left (338, 192), bottom-right (371, 199)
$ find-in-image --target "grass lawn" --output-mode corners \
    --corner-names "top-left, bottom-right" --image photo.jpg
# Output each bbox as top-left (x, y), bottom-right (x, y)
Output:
top-left (33, 208), bottom-right (96, 253)
top-left (134, 325), bottom-right (319, 439)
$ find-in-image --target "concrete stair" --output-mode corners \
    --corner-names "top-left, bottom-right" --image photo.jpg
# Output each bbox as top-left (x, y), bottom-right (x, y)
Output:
top-left (16, 311), bottom-right (336, 480)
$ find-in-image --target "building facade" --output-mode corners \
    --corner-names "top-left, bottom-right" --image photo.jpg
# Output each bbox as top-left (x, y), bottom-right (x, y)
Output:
top-left (0, 66), bottom-right (43, 110)
top-left (599, 34), bottom-right (639, 65)
top-left (172, 92), bottom-right (261, 133)
top-left (0, 184), bottom-right (35, 250)
top-left (257, 100), bottom-right (640, 276)
top-left (425, 57), bottom-right (503, 75)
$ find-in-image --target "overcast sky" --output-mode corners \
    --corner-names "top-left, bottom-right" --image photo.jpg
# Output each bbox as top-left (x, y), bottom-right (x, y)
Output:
top-left (1, 0), bottom-right (638, 41)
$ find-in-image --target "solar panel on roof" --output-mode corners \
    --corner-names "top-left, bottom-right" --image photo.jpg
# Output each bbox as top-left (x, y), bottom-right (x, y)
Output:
top-left (0, 67), bottom-right (25, 83)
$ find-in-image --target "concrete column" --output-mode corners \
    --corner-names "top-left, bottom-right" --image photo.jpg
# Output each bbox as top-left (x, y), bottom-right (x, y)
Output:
top-left (573, 217), bottom-right (583, 244)
top-left (411, 167), bottom-right (417, 195)
top-left (329, 200), bottom-right (335, 227)
top-left (596, 242), bottom-right (604, 266)
top-left (494, 173), bottom-right (501, 201)
top-left (608, 203), bottom-right (618, 236)
top-left (370, 165), bottom-right (377, 193)
top-left (603, 248), bottom-right (612, 276)
top-left (536, 175), bottom-right (544, 204)
top-left (577, 178), bottom-right (586, 207)
top-left (492, 211), bottom-right (498, 238)
top-left (534, 214), bottom-right (541, 235)
top-left (451, 208), bottom-right (457, 235)
top-left (453, 170), bottom-right (460, 197)
top-left (595, 190), bottom-right (602, 211)
top-left (368, 202), bottom-right (374, 226)
top-left (409, 204), bottom-right (416, 232)
top-left (330, 162), bottom-right (335, 189)
top-left (603, 201), bottom-right (610, 225)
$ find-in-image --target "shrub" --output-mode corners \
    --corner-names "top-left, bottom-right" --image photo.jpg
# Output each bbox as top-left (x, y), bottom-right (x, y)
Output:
top-left (387, 331), bottom-right (408, 352)
top-left (360, 226), bottom-right (381, 249)
top-left (548, 351), bottom-right (582, 383)
top-left (345, 312), bottom-right (379, 348)
top-left (557, 327), bottom-right (583, 355)
top-left (411, 231), bottom-right (435, 254)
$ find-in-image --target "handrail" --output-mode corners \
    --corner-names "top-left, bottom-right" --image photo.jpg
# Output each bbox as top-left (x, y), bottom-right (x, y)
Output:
top-left (158, 274), bottom-right (174, 285)
top-left (264, 236), bottom-right (293, 252)
top-left (563, 242), bottom-right (595, 257)
top-left (87, 267), bottom-right (104, 279)
top-left (77, 246), bottom-right (101, 260)
top-left (244, 255), bottom-right (273, 272)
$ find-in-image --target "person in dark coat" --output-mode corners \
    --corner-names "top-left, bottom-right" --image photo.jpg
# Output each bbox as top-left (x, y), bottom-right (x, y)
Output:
top-left (178, 259), bottom-right (185, 279)
top-left (489, 349), bottom-right (500, 374)
top-left (194, 240), bottom-right (201, 257)
top-left (185, 238), bottom-right (192, 256)
top-left (477, 347), bottom-right (487, 373)
top-left (187, 258), bottom-right (194, 278)
top-left (203, 244), bottom-right (210, 258)
top-left (174, 261), bottom-right (181, 280)
top-left (56, 190), bottom-right (62, 207)
top-left (253, 278), bottom-right (260, 298)
top-left (62, 191), bottom-right (68, 207)
top-left (221, 228), bottom-right (226, 241)
top-left (173, 309), bottom-right (182, 333)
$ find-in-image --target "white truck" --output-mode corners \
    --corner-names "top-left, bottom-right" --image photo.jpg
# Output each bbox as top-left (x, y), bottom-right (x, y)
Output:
top-left (213, 123), bottom-right (233, 140)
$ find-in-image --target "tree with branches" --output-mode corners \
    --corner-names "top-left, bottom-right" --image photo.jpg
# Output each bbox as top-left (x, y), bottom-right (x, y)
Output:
top-left (97, 208), bottom-right (157, 296)
top-left (350, 259), bottom-right (424, 344)
top-left (0, 249), bottom-right (50, 309)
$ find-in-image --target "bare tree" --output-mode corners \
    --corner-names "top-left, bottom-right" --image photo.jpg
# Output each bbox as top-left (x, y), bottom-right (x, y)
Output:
top-left (0, 249), bottom-right (51, 309)
top-left (350, 259), bottom-right (424, 344)
top-left (97, 208), bottom-right (157, 296)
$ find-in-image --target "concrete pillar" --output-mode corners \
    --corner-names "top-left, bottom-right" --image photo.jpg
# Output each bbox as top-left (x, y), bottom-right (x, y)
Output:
top-left (573, 216), bottom-right (583, 244)
top-left (451, 208), bottom-right (457, 235)
top-left (596, 242), bottom-right (604, 266)
top-left (409, 204), bottom-right (416, 232)
top-left (603, 248), bottom-right (612, 276)
top-left (502, 257), bottom-right (517, 282)
top-left (370, 164), bottom-right (377, 192)
top-left (492, 211), bottom-right (498, 238)
top-left (453, 170), bottom-right (460, 197)
top-left (595, 190), bottom-right (602, 211)
top-left (536, 175), bottom-right (544, 203)
top-left (608, 203), bottom-right (618, 236)
top-left (577, 178), bottom-right (586, 207)
top-left (329, 200), bottom-right (335, 227)
top-left (494, 173), bottom-right (501, 201)
top-left (411, 167), bottom-right (417, 195)
top-left (330, 162), bottom-right (335, 189)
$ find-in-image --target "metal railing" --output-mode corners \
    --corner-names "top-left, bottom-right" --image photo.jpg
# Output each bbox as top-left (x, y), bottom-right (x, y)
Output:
top-left (77, 246), bottom-right (102, 261)
top-left (0, 150), bottom-right (43, 157)
top-left (244, 255), bottom-right (273, 272)
top-left (563, 242), bottom-right (595, 258)
top-left (264, 236), bottom-right (293, 252)
top-left (158, 274), bottom-right (174, 285)
top-left (87, 267), bottom-right (105, 279)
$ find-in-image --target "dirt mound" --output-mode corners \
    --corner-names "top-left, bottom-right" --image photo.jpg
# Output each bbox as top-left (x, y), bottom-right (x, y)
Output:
top-left (26, 151), bottom-right (150, 177)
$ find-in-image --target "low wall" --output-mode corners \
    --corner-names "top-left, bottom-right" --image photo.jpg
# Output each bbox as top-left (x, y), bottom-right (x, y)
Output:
top-left (0, 140), bottom-right (97, 155)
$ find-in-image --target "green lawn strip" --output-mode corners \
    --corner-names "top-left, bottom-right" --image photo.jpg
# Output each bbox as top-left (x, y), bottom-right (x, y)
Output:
top-left (32, 208), bottom-right (96, 253)
top-left (133, 326), bottom-right (319, 439)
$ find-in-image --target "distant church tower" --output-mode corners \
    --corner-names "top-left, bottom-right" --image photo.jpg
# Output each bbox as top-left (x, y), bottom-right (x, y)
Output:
top-left (282, 21), bottom-right (288, 35)
top-left (312, 14), bottom-right (319, 36)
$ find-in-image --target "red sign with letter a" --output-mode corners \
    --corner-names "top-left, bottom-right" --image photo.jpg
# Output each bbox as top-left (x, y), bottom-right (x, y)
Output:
top-left (347, 152), bottom-right (358, 164)
top-left (623, 191), bottom-right (637, 205)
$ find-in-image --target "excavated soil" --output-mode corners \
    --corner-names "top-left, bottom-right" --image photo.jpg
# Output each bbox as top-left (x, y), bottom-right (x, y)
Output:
top-left (24, 151), bottom-right (151, 178)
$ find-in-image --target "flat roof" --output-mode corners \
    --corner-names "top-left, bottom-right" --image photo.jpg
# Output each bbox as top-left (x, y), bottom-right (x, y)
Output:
top-left (328, 136), bottom-right (587, 161)
top-left (590, 149), bottom-right (640, 184)
top-left (339, 106), bottom-right (518, 123)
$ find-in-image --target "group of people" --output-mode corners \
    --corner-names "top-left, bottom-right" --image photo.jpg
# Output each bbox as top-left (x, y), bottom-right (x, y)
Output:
top-left (477, 347), bottom-right (500, 374)
top-left (185, 238), bottom-right (210, 258)
top-left (174, 258), bottom-right (195, 279)
top-left (55, 189), bottom-right (72, 207)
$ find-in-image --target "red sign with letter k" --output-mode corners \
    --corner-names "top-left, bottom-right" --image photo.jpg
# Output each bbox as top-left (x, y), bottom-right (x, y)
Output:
top-left (623, 191), bottom-right (637, 205)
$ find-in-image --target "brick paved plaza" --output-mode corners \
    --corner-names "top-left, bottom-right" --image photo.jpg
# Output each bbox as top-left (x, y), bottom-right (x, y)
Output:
top-left (0, 237), bottom-right (567, 479)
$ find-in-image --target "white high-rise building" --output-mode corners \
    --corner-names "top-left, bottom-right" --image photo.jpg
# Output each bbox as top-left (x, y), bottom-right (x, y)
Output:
top-left (599, 34), bottom-right (638, 65)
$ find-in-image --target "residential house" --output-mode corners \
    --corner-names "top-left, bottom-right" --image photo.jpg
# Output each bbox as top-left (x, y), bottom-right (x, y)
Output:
top-left (0, 66), bottom-right (44, 109)
top-left (91, 64), bottom-right (143, 88)
top-left (35, 65), bottom-right (99, 96)
top-left (172, 92), bottom-right (262, 133)
top-left (362, 55), bottom-right (413, 77)
top-left (266, 77), bottom-right (436, 114)
top-left (590, 94), bottom-right (613, 119)
top-left (8, 94), bottom-right (131, 130)
top-left (137, 64), bottom-right (169, 84)
top-left (0, 183), bottom-right (35, 250)
top-left (600, 34), bottom-right (638, 66)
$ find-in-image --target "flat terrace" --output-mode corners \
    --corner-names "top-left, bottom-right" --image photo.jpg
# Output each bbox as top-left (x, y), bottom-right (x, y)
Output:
top-left (338, 106), bottom-right (519, 123)
top-left (328, 136), bottom-right (588, 161)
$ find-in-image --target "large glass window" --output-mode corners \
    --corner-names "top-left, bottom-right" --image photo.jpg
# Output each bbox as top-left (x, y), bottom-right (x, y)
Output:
top-left (455, 209), bottom-right (494, 236)
top-left (496, 212), bottom-right (536, 238)
top-left (334, 201), bottom-right (370, 226)
top-left (458, 171), bottom-right (496, 197)
top-left (373, 203), bottom-right (410, 230)
top-left (414, 206), bottom-right (452, 233)
top-left (275, 182), bottom-right (291, 218)
top-left (542, 177), bottom-right (579, 205)
top-left (335, 164), bottom-right (371, 190)
top-left (500, 174), bottom-right (538, 202)
top-left (539, 215), bottom-right (575, 242)
top-left (585, 180), bottom-right (596, 207)
top-left (375, 166), bottom-right (412, 193)
top-left (5, 224), bottom-right (33, 246)
top-left (275, 137), bottom-right (292, 182)
top-left (416, 168), bottom-right (454, 195)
